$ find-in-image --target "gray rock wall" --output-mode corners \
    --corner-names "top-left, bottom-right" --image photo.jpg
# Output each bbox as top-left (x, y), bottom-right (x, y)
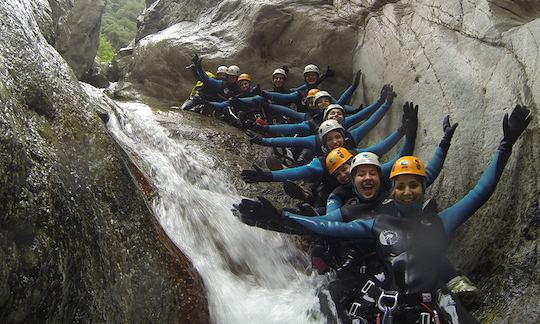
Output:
top-left (123, 0), bottom-right (539, 322)
top-left (48, 0), bottom-right (106, 78)
top-left (0, 0), bottom-right (208, 322)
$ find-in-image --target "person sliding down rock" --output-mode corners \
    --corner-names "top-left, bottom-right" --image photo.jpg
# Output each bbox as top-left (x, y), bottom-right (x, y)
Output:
top-left (236, 105), bottom-right (531, 324)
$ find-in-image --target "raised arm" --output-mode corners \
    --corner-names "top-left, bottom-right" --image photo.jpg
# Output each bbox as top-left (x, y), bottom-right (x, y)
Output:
top-left (424, 115), bottom-right (459, 186)
top-left (439, 105), bottom-right (531, 234)
top-left (336, 71), bottom-right (361, 106)
top-left (349, 85), bottom-right (396, 142)
top-left (246, 131), bottom-right (318, 151)
top-left (342, 85), bottom-right (388, 128)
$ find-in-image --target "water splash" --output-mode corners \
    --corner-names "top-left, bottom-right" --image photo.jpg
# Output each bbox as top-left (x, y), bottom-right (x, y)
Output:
top-left (105, 101), bottom-right (328, 323)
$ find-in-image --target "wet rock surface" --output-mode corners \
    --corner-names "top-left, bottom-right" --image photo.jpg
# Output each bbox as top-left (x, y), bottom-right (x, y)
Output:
top-left (0, 1), bottom-right (208, 322)
top-left (48, 0), bottom-right (106, 79)
top-left (123, 0), bottom-right (540, 322)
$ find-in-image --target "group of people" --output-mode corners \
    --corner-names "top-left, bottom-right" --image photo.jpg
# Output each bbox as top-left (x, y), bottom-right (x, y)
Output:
top-left (183, 54), bottom-right (532, 324)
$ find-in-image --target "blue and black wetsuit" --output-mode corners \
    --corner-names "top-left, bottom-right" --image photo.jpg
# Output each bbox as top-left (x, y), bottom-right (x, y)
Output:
top-left (256, 98), bottom-right (395, 155)
top-left (262, 81), bottom-right (357, 107)
top-left (325, 145), bottom-right (448, 213)
top-left (263, 99), bottom-right (383, 137)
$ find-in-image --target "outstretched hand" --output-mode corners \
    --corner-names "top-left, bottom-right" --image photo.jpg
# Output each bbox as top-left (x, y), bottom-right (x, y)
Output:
top-left (378, 85), bottom-right (388, 103)
top-left (439, 115), bottom-right (458, 151)
top-left (502, 105), bottom-right (532, 146)
top-left (325, 66), bottom-right (336, 78)
top-left (401, 101), bottom-right (418, 138)
top-left (251, 84), bottom-right (262, 96)
top-left (353, 70), bottom-right (362, 87)
top-left (240, 164), bottom-right (272, 183)
top-left (386, 85), bottom-right (397, 104)
top-left (245, 130), bottom-right (264, 145)
top-left (191, 54), bottom-right (203, 66)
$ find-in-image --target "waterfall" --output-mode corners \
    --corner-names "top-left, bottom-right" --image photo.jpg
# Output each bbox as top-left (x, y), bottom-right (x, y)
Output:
top-left (104, 99), bottom-right (331, 323)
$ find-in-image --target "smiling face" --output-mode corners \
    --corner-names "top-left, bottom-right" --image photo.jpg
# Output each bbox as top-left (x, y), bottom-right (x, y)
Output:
top-left (333, 163), bottom-right (352, 184)
top-left (326, 108), bottom-right (344, 123)
top-left (324, 130), bottom-right (345, 151)
top-left (353, 165), bottom-right (381, 200)
top-left (304, 72), bottom-right (319, 85)
top-left (272, 74), bottom-right (286, 88)
top-left (227, 74), bottom-right (238, 84)
top-left (239, 80), bottom-right (251, 92)
top-left (316, 97), bottom-right (332, 110)
top-left (217, 73), bottom-right (228, 81)
top-left (391, 174), bottom-right (424, 205)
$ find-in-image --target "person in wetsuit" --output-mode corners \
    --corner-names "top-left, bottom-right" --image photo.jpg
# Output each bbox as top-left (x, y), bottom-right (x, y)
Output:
top-left (235, 105), bottom-right (531, 323)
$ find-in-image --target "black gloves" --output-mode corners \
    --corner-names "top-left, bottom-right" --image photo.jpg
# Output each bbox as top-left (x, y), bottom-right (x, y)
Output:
top-left (232, 197), bottom-right (308, 234)
top-left (191, 54), bottom-right (203, 67)
top-left (325, 66), bottom-right (336, 78)
top-left (245, 130), bottom-right (264, 145)
top-left (386, 85), bottom-right (397, 104)
top-left (500, 105), bottom-right (532, 150)
top-left (353, 70), bottom-right (362, 87)
top-left (399, 101), bottom-right (418, 138)
top-left (439, 115), bottom-right (459, 151)
top-left (377, 85), bottom-right (388, 104)
top-left (241, 164), bottom-right (272, 183)
top-left (251, 84), bottom-right (262, 96)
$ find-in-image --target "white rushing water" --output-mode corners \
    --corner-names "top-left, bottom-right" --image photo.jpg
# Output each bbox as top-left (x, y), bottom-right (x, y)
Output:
top-left (105, 101), bottom-right (329, 323)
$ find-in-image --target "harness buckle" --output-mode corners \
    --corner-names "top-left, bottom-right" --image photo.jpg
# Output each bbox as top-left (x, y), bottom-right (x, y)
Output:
top-left (377, 290), bottom-right (399, 312)
top-left (360, 280), bottom-right (375, 294)
top-left (420, 312), bottom-right (431, 324)
top-left (349, 302), bottom-right (362, 317)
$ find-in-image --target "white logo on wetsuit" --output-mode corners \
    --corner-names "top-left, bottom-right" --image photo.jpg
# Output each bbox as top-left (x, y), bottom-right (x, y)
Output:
top-left (379, 230), bottom-right (399, 245)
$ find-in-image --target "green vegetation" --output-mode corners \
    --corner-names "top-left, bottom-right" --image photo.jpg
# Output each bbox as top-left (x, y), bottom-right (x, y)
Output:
top-left (98, 0), bottom-right (145, 61)
top-left (97, 34), bottom-right (115, 62)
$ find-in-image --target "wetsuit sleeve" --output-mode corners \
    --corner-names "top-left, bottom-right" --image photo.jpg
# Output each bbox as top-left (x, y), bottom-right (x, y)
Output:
top-left (284, 208), bottom-right (344, 223)
top-left (342, 100), bottom-right (382, 129)
top-left (263, 90), bottom-right (302, 105)
top-left (349, 98), bottom-right (393, 143)
top-left (439, 148), bottom-right (512, 234)
top-left (237, 96), bottom-right (266, 107)
top-left (337, 83), bottom-right (358, 106)
top-left (267, 121), bottom-right (312, 136)
top-left (326, 191), bottom-right (345, 213)
top-left (425, 146), bottom-right (447, 187)
top-left (260, 134), bottom-right (317, 151)
top-left (206, 100), bottom-right (229, 110)
top-left (195, 64), bottom-right (223, 91)
top-left (286, 215), bottom-right (375, 239)
top-left (271, 158), bottom-right (323, 182)
top-left (356, 130), bottom-right (403, 158)
top-left (265, 103), bottom-right (306, 122)
top-left (289, 84), bottom-right (308, 92)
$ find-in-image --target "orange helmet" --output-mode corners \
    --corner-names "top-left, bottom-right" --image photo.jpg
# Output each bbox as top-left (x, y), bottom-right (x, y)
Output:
top-left (389, 156), bottom-right (426, 179)
top-left (326, 147), bottom-right (354, 175)
top-left (238, 73), bottom-right (251, 82)
top-left (306, 88), bottom-right (320, 99)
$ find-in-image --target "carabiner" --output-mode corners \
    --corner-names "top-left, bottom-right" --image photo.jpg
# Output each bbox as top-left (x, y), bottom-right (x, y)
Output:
top-left (377, 291), bottom-right (399, 312)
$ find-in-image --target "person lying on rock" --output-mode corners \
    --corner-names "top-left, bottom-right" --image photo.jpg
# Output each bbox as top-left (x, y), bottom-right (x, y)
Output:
top-left (243, 87), bottom-right (397, 158)
top-left (235, 105), bottom-right (531, 324)
top-left (187, 54), bottom-right (241, 99)
top-left (240, 102), bottom-right (418, 215)
top-left (267, 67), bottom-right (291, 94)
top-left (246, 85), bottom-right (388, 137)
